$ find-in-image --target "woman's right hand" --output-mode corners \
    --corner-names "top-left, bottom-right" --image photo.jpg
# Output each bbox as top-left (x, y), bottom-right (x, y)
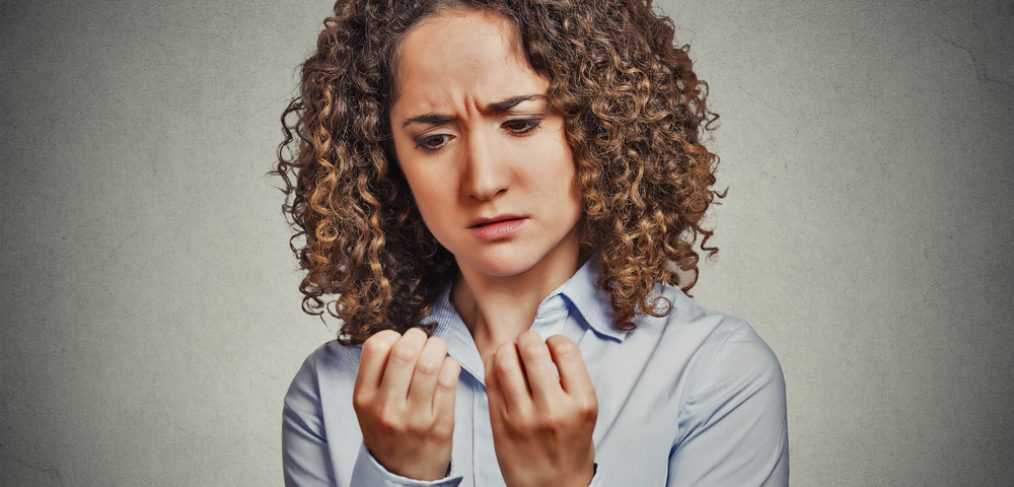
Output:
top-left (352, 327), bottom-right (461, 480)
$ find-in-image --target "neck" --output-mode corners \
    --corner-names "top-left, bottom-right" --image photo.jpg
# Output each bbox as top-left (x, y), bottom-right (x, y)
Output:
top-left (451, 240), bottom-right (592, 359)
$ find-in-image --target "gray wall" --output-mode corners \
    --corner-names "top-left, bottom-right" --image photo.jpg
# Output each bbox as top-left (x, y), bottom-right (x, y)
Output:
top-left (2, 0), bottom-right (1011, 485)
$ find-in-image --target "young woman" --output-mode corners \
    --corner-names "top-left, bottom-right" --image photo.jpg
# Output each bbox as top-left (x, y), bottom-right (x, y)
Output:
top-left (273, 1), bottom-right (788, 485)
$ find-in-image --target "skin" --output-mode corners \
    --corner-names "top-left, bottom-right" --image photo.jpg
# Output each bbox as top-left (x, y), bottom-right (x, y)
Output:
top-left (352, 7), bottom-right (597, 486)
top-left (353, 328), bottom-right (460, 480)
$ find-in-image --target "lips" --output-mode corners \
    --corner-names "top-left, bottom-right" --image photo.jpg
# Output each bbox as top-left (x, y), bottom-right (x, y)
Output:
top-left (469, 217), bottom-right (526, 241)
top-left (468, 214), bottom-right (527, 228)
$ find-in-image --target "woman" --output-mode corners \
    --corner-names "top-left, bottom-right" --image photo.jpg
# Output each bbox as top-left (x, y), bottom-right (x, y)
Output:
top-left (274, 0), bottom-right (788, 485)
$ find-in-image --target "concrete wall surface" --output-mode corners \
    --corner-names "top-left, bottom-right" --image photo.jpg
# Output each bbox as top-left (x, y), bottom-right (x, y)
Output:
top-left (2, 0), bottom-right (1011, 485)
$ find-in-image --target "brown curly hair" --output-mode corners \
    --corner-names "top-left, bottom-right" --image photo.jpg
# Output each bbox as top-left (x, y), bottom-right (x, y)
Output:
top-left (270, 0), bottom-right (725, 346)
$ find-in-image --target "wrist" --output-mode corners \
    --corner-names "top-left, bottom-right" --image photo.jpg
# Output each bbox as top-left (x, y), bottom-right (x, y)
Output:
top-left (366, 445), bottom-right (452, 481)
top-left (392, 462), bottom-right (452, 481)
top-left (561, 461), bottom-right (596, 487)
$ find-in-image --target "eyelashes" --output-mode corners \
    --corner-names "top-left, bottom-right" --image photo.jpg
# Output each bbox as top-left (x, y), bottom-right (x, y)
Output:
top-left (413, 118), bottom-right (544, 155)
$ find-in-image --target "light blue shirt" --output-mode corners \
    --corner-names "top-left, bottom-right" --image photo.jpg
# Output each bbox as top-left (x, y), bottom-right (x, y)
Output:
top-left (282, 255), bottom-right (789, 486)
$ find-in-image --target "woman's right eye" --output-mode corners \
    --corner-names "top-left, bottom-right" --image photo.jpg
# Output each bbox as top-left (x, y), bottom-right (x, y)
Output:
top-left (414, 134), bottom-right (452, 153)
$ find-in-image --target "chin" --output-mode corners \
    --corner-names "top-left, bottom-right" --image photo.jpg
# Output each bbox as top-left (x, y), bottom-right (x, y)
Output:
top-left (458, 245), bottom-right (541, 277)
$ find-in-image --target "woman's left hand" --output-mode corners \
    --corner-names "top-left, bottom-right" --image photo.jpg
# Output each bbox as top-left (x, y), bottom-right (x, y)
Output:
top-left (484, 330), bottom-right (597, 487)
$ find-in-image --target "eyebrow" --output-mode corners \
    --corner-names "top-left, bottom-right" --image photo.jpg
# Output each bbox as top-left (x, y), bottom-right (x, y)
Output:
top-left (400, 94), bottom-right (546, 129)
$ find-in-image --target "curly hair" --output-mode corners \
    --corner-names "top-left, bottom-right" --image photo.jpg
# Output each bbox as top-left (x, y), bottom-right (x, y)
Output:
top-left (270, 0), bottom-right (725, 346)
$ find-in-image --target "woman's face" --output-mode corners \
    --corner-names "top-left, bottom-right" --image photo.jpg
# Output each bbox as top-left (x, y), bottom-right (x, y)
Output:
top-left (388, 9), bottom-right (583, 278)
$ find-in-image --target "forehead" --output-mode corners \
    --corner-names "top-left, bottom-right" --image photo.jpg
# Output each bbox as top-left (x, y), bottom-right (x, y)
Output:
top-left (391, 9), bottom-right (547, 111)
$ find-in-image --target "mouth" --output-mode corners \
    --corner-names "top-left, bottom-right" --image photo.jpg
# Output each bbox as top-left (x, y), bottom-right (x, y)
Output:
top-left (468, 214), bottom-right (528, 228)
top-left (468, 217), bottom-right (527, 240)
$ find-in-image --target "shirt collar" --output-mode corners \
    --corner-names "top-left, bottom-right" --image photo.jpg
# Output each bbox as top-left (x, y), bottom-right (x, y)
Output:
top-left (427, 251), bottom-right (628, 344)
top-left (553, 250), bottom-right (629, 342)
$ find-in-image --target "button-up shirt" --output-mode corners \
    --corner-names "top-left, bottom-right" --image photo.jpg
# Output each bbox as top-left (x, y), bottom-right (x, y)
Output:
top-left (282, 255), bottom-right (789, 486)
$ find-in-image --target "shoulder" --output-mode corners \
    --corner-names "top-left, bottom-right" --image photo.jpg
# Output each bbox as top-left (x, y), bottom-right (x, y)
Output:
top-left (288, 339), bottom-right (362, 377)
top-left (641, 289), bottom-right (790, 480)
top-left (650, 286), bottom-right (786, 433)
top-left (283, 340), bottom-right (364, 408)
top-left (653, 282), bottom-right (778, 369)
top-left (686, 300), bottom-right (781, 381)
top-left (640, 283), bottom-right (785, 399)
top-left (688, 315), bottom-right (785, 396)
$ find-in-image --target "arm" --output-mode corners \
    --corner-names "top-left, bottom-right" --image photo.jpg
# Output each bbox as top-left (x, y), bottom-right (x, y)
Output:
top-left (282, 352), bottom-right (337, 486)
top-left (352, 441), bottom-right (463, 486)
top-left (666, 324), bottom-right (790, 486)
top-left (282, 348), bottom-right (464, 486)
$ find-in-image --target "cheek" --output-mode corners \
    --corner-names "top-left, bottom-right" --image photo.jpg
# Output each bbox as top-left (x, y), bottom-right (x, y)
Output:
top-left (404, 172), bottom-right (457, 231)
top-left (408, 176), bottom-right (446, 213)
top-left (531, 141), bottom-right (580, 208)
top-left (542, 125), bottom-right (577, 182)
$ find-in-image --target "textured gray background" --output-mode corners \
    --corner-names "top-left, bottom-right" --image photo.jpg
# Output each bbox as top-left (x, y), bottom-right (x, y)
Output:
top-left (2, 0), bottom-right (1012, 485)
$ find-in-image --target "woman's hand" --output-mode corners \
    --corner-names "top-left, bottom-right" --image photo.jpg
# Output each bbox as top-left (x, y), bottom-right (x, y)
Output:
top-left (352, 327), bottom-right (461, 481)
top-left (484, 330), bottom-right (598, 487)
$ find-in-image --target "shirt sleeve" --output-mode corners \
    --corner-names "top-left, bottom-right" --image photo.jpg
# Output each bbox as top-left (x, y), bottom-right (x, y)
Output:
top-left (667, 322), bottom-right (790, 486)
top-left (282, 345), bottom-right (464, 487)
top-left (282, 351), bottom-right (338, 486)
top-left (351, 441), bottom-right (463, 486)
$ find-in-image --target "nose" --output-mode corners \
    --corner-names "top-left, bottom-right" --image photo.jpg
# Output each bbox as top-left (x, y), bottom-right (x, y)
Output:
top-left (461, 128), bottom-right (510, 201)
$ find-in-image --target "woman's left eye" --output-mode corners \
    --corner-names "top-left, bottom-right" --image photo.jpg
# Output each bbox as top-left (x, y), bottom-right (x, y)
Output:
top-left (415, 134), bottom-right (452, 153)
top-left (502, 118), bottom-right (543, 135)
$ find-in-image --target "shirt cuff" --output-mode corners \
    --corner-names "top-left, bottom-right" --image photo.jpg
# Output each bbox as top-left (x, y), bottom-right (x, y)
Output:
top-left (351, 441), bottom-right (463, 486)
top-left (587, 462), bottom-right (600, 486)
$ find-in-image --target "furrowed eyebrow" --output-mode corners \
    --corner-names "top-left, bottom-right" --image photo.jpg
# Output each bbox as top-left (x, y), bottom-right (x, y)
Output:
top-left (401, 94), bottom-right (545, 128)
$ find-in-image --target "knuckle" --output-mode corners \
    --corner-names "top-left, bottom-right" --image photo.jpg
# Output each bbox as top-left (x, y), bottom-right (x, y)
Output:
top-left (520, 341), bottom-right (546, 360)
top-left (496, 341), bottom-right (515, 355)
top-left (430, 424), bottom-right (453, 443)
top-left (548, 335), bottom-right (579, 356)
top-left (437, 361), bottom-right (460, 390)
top-left (578, 398), bottom-right (598, 420)
top-left (494, 343), bottom-right (516, 364)
top-left (542, 412), bottom-right (566, 431)
top-left (495, 356), bottom-right (518, 376)
top-left (437, 380), bottom-right (456, 393)
top-left (351, 392), bottom-right (370, 411)
top-left (437, 374), bottom-right (458, 391)
top-left (376, 408), bottom-right (402, 433)
top-left (404, 415), bottom-right (431, 436)
top-left (415, 358), bottom-right (440, 376)
top-left (399, 415), bottom-right (423, 436)
top-left (363, 331), bottom-right (398, 355)
top-left (405, 327), bottom-right (427, 341)
top-left (517, 330), bottom-right (537, 345)
top-left (426, 335), bottom-right (447, 349)
top-left (390, 340), bottom-right (419, 364)
top-left (375, 405), bottom-right (405, 432)
top-left (510, 412), bottom-right (536, 432)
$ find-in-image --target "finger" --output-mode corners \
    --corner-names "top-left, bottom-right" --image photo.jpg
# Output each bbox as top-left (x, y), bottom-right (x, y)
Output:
top-left (378, 327), bottom-right (427, 403)
top-left (432, 356), bottom-right (460, 435)
top-left (516, 330), bottom-right (566, 408)
top-left (355, 330), bottom-right (402, 396)
top-left (406, 336), bottom-right (448, 412)
top-left (483, 356), bottom-right (507, 428)
top-left (493, 342), bottom-right (533, 415)
top-left (546, 334), bottom-right (595, 399)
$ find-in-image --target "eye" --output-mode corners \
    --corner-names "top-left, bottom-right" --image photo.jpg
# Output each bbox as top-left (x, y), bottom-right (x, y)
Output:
top-left (414, 134), bottom-right (453, 154)
top-left (412, 119), bottom-right (544, 155)
top-left (502, 118), bottom-right (543, 135)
